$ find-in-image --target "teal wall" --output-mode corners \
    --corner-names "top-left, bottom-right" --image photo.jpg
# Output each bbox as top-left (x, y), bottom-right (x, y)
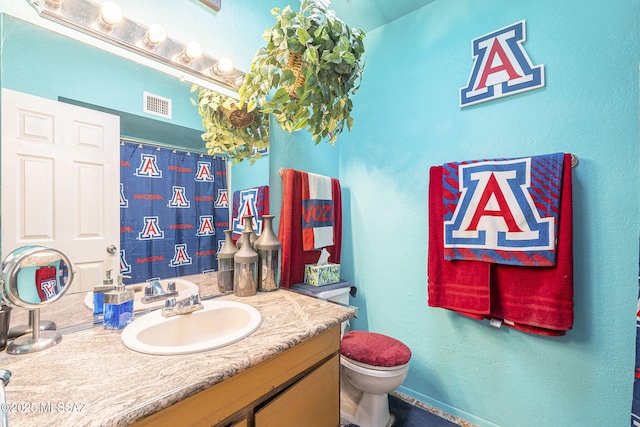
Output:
top-left (1, 0), bottom-right (639, 425)
top-left (328, 0), bottom-right (639, 426)
top-left (0, 16), bottom-right (203, 132)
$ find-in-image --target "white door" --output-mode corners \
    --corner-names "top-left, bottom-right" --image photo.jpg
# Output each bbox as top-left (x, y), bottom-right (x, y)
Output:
top-left (1, 88), bottom-right (120, 293)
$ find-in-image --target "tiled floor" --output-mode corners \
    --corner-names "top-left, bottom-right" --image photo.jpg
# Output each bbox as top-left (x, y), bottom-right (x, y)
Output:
top-left (340, 393), bottom-right (466, 427)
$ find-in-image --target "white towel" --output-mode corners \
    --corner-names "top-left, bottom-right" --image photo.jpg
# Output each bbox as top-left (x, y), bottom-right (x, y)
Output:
top-left (302, 172), bottom-right (334, 250)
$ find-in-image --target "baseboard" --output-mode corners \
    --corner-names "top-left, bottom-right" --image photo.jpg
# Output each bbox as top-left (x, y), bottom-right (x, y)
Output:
top-left (394, 386), bottom-right (500, 427)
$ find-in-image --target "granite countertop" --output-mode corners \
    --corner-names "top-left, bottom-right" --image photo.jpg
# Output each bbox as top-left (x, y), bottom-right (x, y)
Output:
top-left (0, 273), bottom-right (355, 426)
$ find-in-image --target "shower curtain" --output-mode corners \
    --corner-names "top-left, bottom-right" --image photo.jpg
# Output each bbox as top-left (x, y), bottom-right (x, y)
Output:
top-left (119, 141), bottom-right (228, 284)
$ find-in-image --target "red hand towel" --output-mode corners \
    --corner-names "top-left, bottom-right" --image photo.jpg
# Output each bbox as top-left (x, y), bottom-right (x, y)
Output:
top-left (278, 169), bottom-right (342, 288)
top-left (428, 154), bottom-right (573, 336)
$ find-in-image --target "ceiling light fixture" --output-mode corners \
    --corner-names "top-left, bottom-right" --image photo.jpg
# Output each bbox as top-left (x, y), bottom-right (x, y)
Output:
top-left (26, 0), bottom-right (245, 91)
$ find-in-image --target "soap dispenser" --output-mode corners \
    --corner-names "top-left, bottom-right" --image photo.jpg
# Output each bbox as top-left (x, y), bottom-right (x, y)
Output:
top-left (103, 275), bottom-right (134, 330)
top-left (92, 269), bottom-right (115, 316)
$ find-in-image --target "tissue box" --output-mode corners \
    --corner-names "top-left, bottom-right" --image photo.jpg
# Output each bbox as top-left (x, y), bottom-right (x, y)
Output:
top-left (304, 263), bottom-right (341, 286)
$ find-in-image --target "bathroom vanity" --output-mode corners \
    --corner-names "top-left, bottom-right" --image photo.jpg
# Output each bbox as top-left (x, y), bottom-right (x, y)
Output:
top-left (0, 275), bottom-right (355, 426)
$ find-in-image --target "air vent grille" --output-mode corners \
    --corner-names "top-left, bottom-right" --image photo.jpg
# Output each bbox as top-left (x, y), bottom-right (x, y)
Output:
top-left (143, 92), bottom-right (172, 119)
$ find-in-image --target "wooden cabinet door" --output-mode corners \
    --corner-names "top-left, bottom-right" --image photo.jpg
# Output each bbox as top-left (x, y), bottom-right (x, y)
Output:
top-left (230, 418), bottom-right (248, 427)
top-left (254, 354), bottom-right (339, 427)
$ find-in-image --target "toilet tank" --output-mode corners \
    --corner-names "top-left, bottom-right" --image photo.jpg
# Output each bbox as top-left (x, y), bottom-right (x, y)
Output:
top-left (313, 287), bottom-right (351, 337)
top-left (290, 282), bottom-right (355, 337)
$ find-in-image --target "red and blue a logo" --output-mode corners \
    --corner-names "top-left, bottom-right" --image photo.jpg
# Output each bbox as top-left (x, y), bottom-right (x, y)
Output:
top-left (170, 244), bottom-right (192, 267)
top-left (215, 189), bottom-right (229, 208)
top-left (197, 215), bottom-right (216, 236)
top-left (138, 216), bottom-right (165, 240)
top-left (443, 153), bottom-right (563, 266)
top-left (135, 154), bottom-right (163, 178)
top-left (232, 189), bottom-right (262, 235)
top-left (460, 21), bottom-right (544, 107)
top-left (120, 249), bottom-right (131, 276)
top-left (169, 186), bottom-right (190, 208)
top-left (39, 279), bottom-right (58, 300)
top-left (195, 161), bottom-right (214, 182)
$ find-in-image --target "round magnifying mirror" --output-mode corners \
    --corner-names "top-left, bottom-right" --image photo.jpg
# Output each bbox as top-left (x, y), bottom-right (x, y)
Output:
top-left (1, 245), bottom-right (74, 310)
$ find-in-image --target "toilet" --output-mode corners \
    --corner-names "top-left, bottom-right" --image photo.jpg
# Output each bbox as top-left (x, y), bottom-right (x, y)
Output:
top-left (339, 331), bottom-right (411, 427)
top-left (292, 283), bottom-right (411, 427)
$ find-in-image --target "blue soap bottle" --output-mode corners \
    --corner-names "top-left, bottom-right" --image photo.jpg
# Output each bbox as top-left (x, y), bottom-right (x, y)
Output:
top-left (93, 269), bottom-right (115, 316)
top-left (103, 275), bottom-right (134, 330)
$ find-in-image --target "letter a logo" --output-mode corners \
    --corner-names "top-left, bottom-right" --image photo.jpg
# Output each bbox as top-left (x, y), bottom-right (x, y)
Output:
top-left (197, 215), bottom-right (216, 236)
top-left (460, 21), bottom-right (544, 107)
top-left (135, 154), bottom-right (162, 178)
top-left (168, 186), bottom-right (190, 208)
top-left (195, 161), bottom-right (214, 182)
top-left (215, 189), bottom-right (229, 208)
top-left (232, 189), bottom-right (262, 235)
top-left (138, 216), bottom-right (164, 240)
top-left (444, 158), bottom-right (554, 251)
top-left (170, 244), bottom-right (192, 267)
top-left (119, 183), bottom-right (128, 208)
top-left (120, 249), bottom-right (131, 276)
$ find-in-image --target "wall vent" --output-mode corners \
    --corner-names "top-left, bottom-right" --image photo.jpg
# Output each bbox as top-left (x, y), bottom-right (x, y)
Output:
top-left (143, 92), bottom-right (172, 119)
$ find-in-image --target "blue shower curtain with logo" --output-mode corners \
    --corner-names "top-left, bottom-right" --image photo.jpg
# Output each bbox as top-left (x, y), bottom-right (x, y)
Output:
top-left (119, 141), bottom-right (229, 284)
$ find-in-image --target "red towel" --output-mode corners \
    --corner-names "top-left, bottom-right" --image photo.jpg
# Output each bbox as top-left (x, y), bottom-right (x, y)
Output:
top-left (428, 154), bottom-right (573, 336)
top-left (278, 169), bottom-right (342, 288)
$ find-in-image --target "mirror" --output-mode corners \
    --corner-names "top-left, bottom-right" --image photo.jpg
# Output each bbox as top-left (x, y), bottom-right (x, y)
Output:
top-left (0, 16), bottom-right (269, 333)
top-left (0, 246), bottom-right (74, 354)
top-left (1, 246), bottom-right (73, 309)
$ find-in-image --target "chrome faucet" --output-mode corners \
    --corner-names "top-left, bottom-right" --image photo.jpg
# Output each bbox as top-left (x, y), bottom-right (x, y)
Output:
top-left (141, 280), bottom-right (178, 304)
top-left (0, 369), bottom-right (11, 427)
top-left (161, 293), bottom-right (203, 317)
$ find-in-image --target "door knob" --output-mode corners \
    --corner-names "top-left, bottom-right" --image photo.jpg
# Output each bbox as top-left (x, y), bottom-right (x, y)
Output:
top-left (106, 245), bottom-right (118, 254)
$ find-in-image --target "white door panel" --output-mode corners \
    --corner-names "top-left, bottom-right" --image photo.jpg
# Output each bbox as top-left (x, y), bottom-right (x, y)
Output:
top-left (2, 88), bottom-right (120, 293)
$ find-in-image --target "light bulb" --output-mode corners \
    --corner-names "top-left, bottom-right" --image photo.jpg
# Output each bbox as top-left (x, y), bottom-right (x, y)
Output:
top-left (184, 41), bottom-right (202, 61)
top-left (44, 0), bottom-right (64, 9)
top-left (217, 57), bottom-right (233, 73)
top-left (98, 2), bottom-right (123, 31)
top-left (210, 57), bottom-right (233, 76)
top-left (144, 24), bottom-right (166, 48)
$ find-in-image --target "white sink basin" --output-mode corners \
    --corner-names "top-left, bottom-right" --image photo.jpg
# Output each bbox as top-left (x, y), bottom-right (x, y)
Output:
top-left (121, 299), bottom-right (262, 355)
top-left (84, 278), bottom-right (200, 313)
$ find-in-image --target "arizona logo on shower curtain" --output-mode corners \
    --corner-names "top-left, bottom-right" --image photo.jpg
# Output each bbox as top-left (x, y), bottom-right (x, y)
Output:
top-left (119, 142), bottom-right (229, 283)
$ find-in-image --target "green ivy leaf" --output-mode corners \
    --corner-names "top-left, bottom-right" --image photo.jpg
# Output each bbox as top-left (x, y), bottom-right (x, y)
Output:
top-left (297, 27), bottom-right (311, 45)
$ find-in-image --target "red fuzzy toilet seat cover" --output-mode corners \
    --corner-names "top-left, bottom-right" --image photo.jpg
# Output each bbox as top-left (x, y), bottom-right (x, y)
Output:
top-left (340, 331), bottom-right (411, 368)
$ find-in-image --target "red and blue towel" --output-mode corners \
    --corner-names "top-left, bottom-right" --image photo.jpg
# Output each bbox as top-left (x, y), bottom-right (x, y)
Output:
top-left (301, 172), bottom-right (335, 251)
top-left (231, 185), bottom-right (269, 241)
top-left (428, 153), bottom-right (574, 336)
top-left (442, 152), bottom-right (564, 267)
top-left (278, 169), bottom-right (342, 288)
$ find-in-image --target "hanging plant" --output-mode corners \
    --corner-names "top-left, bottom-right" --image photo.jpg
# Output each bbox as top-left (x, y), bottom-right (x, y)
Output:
top-left (191, 85), bottom-right (269, 164)
top-left (238, 0), bottom-right (365, 145)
